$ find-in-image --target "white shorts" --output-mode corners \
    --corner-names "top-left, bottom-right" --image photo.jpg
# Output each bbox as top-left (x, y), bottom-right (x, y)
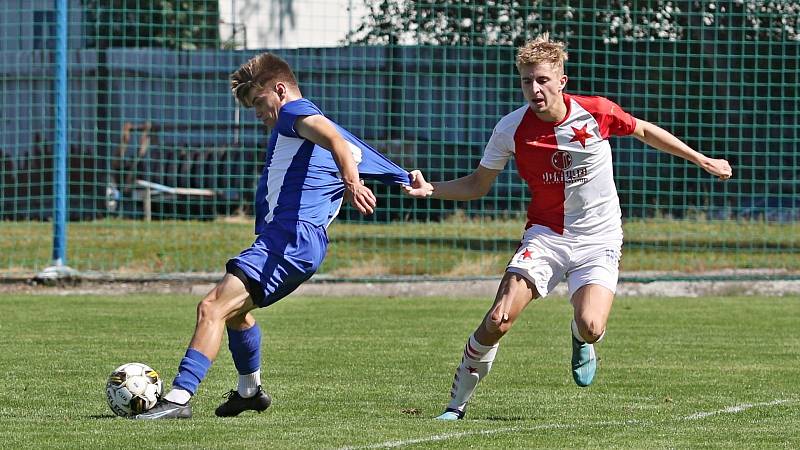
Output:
top-left (506, 225), bottom-right (622, 299)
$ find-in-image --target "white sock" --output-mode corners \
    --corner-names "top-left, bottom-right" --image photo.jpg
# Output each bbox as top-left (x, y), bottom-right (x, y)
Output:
top-left (238, 370), bottom-right (261, 398)
top-left (446, 334), bottom-right (499, 412)
top-left (164, 388), bottom-right (191, 404)
top-left (571, 319), bottom-right (585, 342)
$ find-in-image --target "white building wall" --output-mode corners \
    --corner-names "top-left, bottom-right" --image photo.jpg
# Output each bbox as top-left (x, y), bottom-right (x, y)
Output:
top-left (218, 0), bottom-right (367, 49)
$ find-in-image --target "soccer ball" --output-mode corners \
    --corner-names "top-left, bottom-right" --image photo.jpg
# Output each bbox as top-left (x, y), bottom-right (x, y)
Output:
top-left (105, 362), bottom-right (163, 417)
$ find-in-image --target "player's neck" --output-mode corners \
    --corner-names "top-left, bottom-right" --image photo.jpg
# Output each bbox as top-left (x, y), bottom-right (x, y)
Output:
top-left (282, 91), bottom-right (302, 105)
top-left (535, 100), bottom-right (567, 123)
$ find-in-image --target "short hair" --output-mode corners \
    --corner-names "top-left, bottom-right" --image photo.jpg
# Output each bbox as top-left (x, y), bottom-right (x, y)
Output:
top-left (516, 33), bottom-right (568, 74)
top-left (230, 52), bottom-right (298, 107)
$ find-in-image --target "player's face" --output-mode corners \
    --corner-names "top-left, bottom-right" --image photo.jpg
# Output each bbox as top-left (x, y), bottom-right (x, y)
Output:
top-left (247, 87), bottom-right (283, 128)
top-left (518, 63), bottom-right (567, 119)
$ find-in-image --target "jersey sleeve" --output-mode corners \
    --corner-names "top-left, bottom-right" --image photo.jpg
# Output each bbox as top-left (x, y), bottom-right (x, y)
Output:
top-left (598, 97), bottom-right (637, 138)
top-left (275, 99), bottom-right (324, 137)
top-left (279, 98), bottom-right (411, 186)
top-left (336, 126), bottom-right (412, 186)
top-left (479, 128), bottom-right (514, 170)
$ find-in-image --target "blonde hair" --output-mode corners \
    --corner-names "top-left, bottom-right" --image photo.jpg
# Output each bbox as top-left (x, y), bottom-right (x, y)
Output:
top-left (516, 33), bottom-right (568, 74)
top-left (230, 52), bottom-right (298, 107)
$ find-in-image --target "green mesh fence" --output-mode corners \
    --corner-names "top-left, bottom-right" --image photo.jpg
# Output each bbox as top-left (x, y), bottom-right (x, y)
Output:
top-left (1, 1), bottom-right (798, 279)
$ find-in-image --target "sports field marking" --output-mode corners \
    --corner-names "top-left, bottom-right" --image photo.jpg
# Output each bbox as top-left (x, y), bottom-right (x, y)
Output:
top-left (337, 423), bottom-right (570, 450)
top-left (683, 398), bottom-right (792, 420)
top-left (337, 399), bottom-right (794, 450)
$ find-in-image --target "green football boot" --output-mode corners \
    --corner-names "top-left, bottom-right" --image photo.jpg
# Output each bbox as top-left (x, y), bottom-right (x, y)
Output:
top-left (571, 335), bottom-right (597, 387)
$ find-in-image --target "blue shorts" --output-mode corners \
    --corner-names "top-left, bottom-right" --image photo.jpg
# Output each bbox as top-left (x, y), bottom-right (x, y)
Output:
top-left (227, 219), bottom-right (328, 307)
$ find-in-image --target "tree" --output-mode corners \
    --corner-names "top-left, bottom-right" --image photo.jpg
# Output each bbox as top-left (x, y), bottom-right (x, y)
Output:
top-left (349, 1), bottom-right (800, 46)
top-left (82, 0), bottom-right (220, 50)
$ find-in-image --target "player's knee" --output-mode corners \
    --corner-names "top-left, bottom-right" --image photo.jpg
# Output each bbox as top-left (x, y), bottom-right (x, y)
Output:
top-left (482, 316), bottom-right (513, 338)
top-left (577, 320), bottom-right (605, 343)
top-left (196, 296), bottom-right (225, 323)
top-left (585, 329), bottom-right (604, 344)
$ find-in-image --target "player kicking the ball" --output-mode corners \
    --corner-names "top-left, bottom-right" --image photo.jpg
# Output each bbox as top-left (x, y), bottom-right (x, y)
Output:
top-left (137, 52), bottom-right (423, 419)
top-left (404, 33), bottom-right (732, 420)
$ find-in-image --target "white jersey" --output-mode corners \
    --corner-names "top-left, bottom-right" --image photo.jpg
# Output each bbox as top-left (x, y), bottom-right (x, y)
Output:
top-left (480, 93), bottom-right (637, 237)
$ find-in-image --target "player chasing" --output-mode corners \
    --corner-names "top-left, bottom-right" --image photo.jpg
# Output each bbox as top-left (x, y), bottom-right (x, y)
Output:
top-left (404, 33), bottom-right (732, 420)
top-left (136, 52), bottom-right (421, 419)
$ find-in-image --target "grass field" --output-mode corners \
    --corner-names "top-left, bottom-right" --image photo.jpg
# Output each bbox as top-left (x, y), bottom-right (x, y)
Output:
top-left (3, 217), bottom-right (800, 276)
top-left (1, 293), bottom-right (798, 448)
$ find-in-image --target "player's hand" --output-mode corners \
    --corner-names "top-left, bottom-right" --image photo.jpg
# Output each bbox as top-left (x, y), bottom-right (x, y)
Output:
top-left (403, 170), bottom-right (434, 197)
top-left (345, 179), bottom-right (377, 215)
top-left (702, 157), bottom-right (733, 180)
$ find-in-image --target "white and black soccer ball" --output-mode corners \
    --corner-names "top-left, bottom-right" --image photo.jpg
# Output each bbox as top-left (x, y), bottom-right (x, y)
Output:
top-left (105, 362), bottom-right (163, 417)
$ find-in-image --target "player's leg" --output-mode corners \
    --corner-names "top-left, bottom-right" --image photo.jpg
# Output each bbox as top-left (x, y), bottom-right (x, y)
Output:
top-left (437, 226), bottom-right (567, 420)
top-left (436, 271), bottom-right (539, 420)
top-left (566, 238), bottom-right (621, 387)
top-left (213, 309), bottom-right (272, 417)
top-left (571, 284), bottom-right (614, 343)
top-left (136, 274), bottom-right (256, 419)
top-left (569, 284), bottom-right (614, 387)
top-left (214, 220), bottom-right (327, 417)
top-left (209, 259), bottom-right (272, 417)
top-left (225, 311), bottom-right (262, 397)
top-left (476, 272), bottom-right (539, 344)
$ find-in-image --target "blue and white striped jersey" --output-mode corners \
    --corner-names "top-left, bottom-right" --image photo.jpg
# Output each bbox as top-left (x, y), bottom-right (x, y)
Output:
top-left (254, 98), bottom-right (410, 234)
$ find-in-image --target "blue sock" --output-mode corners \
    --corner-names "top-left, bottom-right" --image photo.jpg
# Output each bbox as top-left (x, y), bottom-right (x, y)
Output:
top-left (227, 323), bottom-right (261, 374)
top-left (172, 348), bottom-right (212, 395)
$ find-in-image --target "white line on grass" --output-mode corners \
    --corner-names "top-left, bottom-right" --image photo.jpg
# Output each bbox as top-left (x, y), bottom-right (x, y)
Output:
top-left (337, 424), bottom-right (568, 450)
top-left (683, 399), bottom-right (792, 420)
top-left (337, 399), bottom-right (794, 450)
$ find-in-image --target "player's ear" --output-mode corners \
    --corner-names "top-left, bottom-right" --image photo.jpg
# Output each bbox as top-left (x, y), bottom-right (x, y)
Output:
top-left (559, 75), bottom-right (568, 91)
top-left (275, 82), bottom-right (287, 100)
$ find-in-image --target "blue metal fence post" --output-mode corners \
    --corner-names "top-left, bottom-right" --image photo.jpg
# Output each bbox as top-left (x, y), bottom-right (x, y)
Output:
top-left (53, 0), bottom-right (68, 266)
top-left (37, 0), bottom-right (77, 281)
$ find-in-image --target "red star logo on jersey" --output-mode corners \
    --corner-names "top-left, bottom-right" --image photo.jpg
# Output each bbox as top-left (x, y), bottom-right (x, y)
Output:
top-left (570, 125), bottom-right (593, 148)
top-left (521, 249), bottom-right (533, 260)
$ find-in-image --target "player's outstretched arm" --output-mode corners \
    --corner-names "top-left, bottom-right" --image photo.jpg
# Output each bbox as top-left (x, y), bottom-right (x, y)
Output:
top-left (295, 114), bottom-right (377, 215)
top-left (632, 119), bottom-right (733, 180)
top-left (404, 165), bottom-right (502, 201)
